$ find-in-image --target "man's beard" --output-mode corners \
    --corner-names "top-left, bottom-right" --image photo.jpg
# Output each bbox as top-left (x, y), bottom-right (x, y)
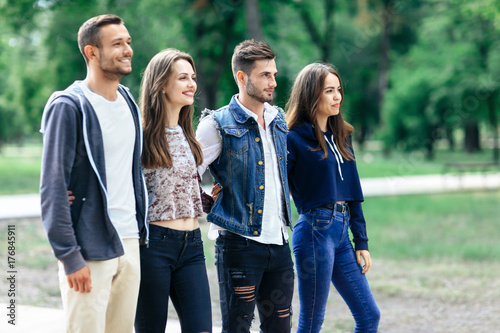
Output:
top-left (246, 78), bottom-right (273, 104)
top-left (98, 56), bottom-right (132, 80)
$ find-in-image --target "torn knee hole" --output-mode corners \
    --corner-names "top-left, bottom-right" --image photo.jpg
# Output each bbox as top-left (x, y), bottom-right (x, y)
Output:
top-left (234, 285), bottom-right (256, 302)
top-left (277, 308), bottom-right (291, 318)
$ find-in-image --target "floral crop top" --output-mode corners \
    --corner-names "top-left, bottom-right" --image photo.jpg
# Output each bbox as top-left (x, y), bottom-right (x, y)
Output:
top-left (144, 125), bottom-right (203, 222)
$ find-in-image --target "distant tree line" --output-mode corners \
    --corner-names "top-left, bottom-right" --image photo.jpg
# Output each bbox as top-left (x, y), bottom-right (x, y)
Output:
top-left (0, 0), bottom-right (498, 160)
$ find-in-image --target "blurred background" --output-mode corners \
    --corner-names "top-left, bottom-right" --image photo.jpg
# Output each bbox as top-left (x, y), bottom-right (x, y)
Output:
top-left (0, 0), bottom-right (499, 332)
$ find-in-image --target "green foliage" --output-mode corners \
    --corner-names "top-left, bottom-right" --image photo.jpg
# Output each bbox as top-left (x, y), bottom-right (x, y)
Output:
top-left (381, 0), bottom-right (500, 157)
top-left (0, 0), bottom-right (498, 153)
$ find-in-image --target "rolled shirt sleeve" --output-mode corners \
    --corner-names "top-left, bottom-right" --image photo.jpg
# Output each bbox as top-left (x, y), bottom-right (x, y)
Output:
top-left (196, 114), bottom-right (222, 177)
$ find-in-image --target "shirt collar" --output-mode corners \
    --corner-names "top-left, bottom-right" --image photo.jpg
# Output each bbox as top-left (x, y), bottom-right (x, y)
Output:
top-left (235, 94), bottom-right (278, 123)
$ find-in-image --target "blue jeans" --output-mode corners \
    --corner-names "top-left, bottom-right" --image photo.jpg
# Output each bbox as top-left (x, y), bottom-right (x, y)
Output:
top-left (135, 225), bottom-right (212, 333)
top-left (292, 204), bottom-right (380, 333)
top-left (215, 232), bottom-right (295, 333)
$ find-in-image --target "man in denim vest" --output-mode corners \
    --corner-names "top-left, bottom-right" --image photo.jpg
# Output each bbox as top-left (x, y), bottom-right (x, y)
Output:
top-left (197, 40), bottom-right (294, 332)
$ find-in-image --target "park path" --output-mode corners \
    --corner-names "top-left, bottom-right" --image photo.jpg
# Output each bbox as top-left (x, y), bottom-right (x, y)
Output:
top-left (0, 172), bottom-right (499, 332)
top-left (1, 172), bottom-right (500, 220)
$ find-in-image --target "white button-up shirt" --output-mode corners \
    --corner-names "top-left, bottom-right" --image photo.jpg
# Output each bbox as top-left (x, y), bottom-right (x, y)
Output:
top-left (196, 96), bottom-right (288, 244)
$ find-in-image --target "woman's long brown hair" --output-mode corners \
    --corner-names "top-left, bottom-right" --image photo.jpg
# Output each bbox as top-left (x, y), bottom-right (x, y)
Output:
top-left (286, 63), bottom-right (354, 160)
top-left (140, 49), bottom-right (203, 168)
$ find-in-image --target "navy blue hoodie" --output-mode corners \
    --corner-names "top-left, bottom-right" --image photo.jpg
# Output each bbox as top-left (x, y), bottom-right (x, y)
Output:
top-left (287, 122), bottom-right (369, 251)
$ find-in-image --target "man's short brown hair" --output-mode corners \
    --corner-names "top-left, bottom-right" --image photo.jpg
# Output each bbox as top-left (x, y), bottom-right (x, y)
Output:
top-left (231, 39), bottom-right (275, 81)
top-left (77, 14), bottom-right (123, 64)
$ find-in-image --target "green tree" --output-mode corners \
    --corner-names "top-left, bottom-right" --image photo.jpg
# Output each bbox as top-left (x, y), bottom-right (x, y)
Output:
top-left (382, 0), bottom-right (500, 160)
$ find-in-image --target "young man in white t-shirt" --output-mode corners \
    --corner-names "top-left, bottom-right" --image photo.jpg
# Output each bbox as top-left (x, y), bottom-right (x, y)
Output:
top-left (40, 15), bottom-right (148, 333)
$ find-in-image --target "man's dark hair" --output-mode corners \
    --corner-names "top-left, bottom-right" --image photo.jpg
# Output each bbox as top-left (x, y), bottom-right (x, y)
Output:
top-left (77, 14), bottom-right (123, 64)
top-left (231, 39), bottom-right (275, 80)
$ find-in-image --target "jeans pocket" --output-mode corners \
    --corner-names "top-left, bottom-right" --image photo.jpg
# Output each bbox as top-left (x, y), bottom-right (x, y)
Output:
top-left (148, 230), bottom-right (166, 242)
top-left (301, 212), bottom-right (333, 230)
top-left (312, 217), bottom-right (333, 230)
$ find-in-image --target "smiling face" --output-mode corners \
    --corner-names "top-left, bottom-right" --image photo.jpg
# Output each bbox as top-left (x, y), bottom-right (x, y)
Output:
top-left (94, 23), bottom-right (133, 79)
top-left (244, 58), bottom-right (277, 104)
top-left (163, 59), bottom-right (197, 111)
top-left (316, 73), bottom-right (342, 131)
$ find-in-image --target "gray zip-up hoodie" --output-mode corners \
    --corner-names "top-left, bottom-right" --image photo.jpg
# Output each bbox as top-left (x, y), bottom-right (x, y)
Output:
top-left (40, 81), bottom-right (148, 275)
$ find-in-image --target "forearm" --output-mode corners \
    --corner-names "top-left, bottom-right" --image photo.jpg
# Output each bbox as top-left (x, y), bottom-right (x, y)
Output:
top-left (348, 201), bottom-right (369, 251)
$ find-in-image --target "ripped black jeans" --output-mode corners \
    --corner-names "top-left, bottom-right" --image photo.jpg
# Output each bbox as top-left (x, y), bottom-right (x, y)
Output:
top-left (215, 232), bottom-right (295, 333)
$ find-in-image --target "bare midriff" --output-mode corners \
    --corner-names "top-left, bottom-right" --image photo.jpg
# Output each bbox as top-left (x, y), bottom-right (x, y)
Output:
top-left (150, 217), bottom-right (199, 231)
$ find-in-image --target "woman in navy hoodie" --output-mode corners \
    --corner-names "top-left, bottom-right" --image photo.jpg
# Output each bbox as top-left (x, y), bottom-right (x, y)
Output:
top-left (286, 63), bottom-right (380, 332)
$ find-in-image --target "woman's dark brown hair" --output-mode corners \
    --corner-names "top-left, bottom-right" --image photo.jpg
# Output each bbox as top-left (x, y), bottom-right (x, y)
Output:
top-left (286, 63), bottom-right (354, 160)
top-left (140, 49), bottom-right (203, 168)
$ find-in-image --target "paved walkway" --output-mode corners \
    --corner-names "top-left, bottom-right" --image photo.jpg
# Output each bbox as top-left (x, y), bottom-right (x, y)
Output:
top-left (0, 303), bottom-right (204, 332)
top-left (1, 172), bottom-right (499, 332)
top-left (2, 172), bottom-right (499, 220)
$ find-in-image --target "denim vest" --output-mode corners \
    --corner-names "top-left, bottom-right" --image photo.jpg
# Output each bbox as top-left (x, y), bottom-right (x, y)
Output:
top-left (206, 95), bottom-right (292, 236)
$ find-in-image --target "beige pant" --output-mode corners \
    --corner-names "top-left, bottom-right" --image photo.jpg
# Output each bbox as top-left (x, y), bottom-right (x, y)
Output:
top-left (58, 239), bottom-right (140, 333)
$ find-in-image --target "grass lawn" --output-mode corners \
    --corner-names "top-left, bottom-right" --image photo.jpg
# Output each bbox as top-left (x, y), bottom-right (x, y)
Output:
top-left (2, 190), bottom-right (499, 331)
top-left (1, 144), bottom-right (499, 195)
top-left (355, 148), bottom-right (499, 178)
top-left (0, 145), bottom-right (42, 195)
top-left (363, 190), bottom-right (500, 261)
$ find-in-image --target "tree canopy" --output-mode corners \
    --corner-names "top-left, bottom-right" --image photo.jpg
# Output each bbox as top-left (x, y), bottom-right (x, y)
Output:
top-left (0, 0), bottom-right (498, 160)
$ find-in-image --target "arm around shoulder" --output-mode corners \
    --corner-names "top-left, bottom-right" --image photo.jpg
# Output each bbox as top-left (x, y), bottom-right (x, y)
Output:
top-left (196, 113), bottom-right (222, 177)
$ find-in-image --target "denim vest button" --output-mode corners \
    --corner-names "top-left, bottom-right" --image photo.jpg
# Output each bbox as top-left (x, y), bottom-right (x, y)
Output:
top-left (258, 161), bottom-right (263, 165)
top-left (259, 185), bottom-right (264, 190)
top-left (255, 137), bottom-right (260, 142)
top-left (253, 231), bottom-right (259, 235)
top-left (257, 209), bottom-right (263, 214)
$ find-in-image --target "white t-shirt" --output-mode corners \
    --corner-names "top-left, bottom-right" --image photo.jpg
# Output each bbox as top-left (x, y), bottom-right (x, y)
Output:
top-left (81, 84), bottom-right (138, 239)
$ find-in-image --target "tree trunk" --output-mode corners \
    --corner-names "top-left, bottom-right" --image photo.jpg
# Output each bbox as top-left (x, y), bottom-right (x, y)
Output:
top-left (425, 125), bottom-right (437, 160)
top-left (377, 0), bottom-right (391, 123)
top-left (295, 0), bottom-right (335, 62)
top-left (245, 0), bottom-right (262, 40)
top-left (446, 127), bottom-right (455, 151)
top-left (464, 120), bottom-right (481, 153)
top-left (192, 12), bottom-right (236, 111)
top-left (323, 0), bottom-right (335, 62)
top-left (487, 90), bottom-right (499, 162)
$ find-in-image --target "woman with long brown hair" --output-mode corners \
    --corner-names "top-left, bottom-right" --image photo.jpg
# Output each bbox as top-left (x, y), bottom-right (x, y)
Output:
top-left (134, 49), bottom-right (211, 333)
top-left (286, 63), bottom-right (380, 332)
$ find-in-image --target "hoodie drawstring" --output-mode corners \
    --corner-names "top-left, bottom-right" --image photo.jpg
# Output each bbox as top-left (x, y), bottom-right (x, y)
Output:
top-left (324, 134), bottom-right (344, 181)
